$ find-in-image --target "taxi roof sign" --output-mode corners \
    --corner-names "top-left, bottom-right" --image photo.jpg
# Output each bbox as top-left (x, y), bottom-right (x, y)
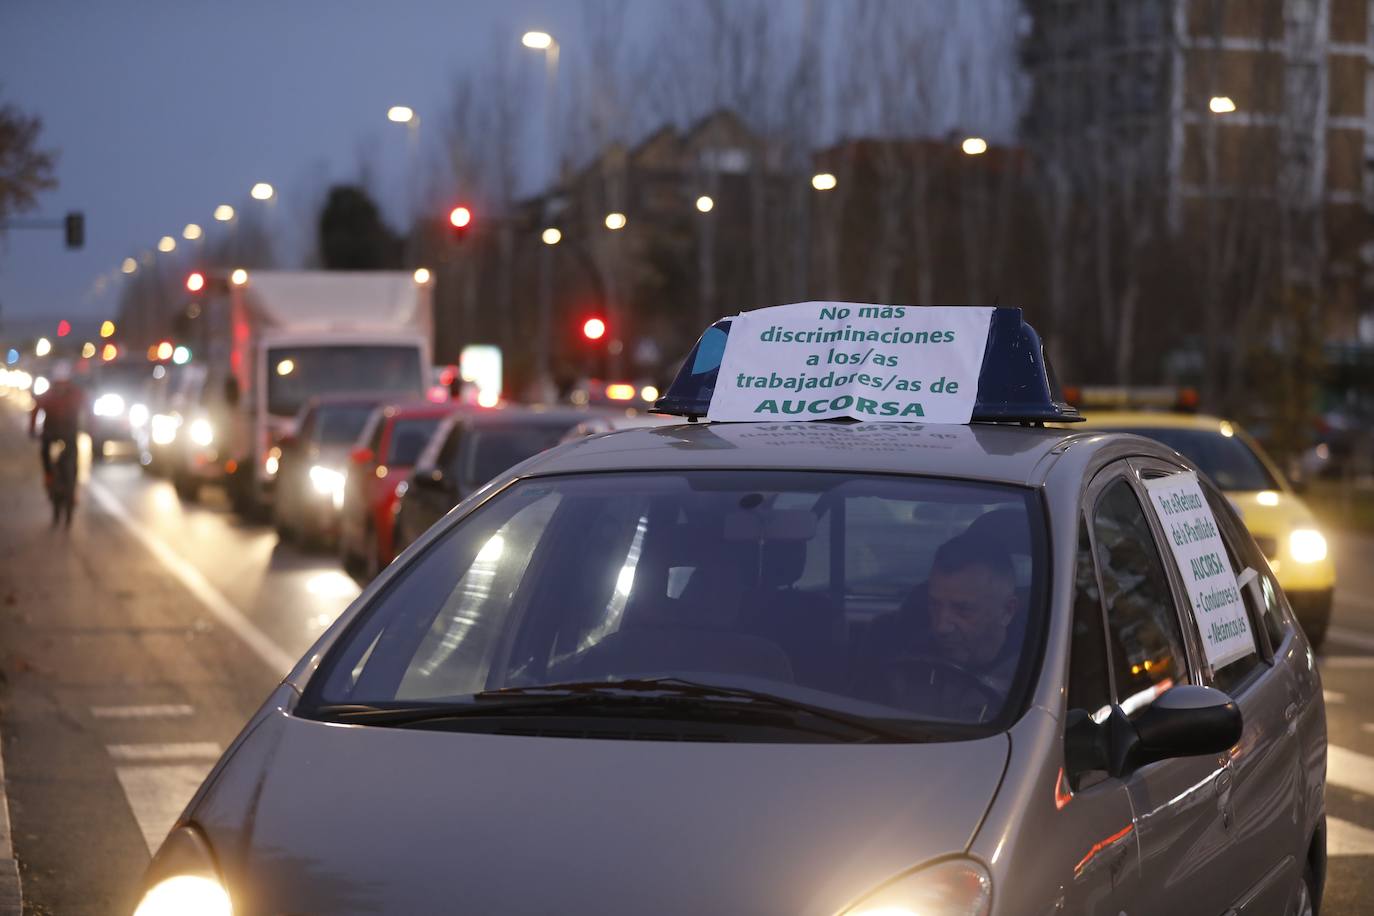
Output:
top-left (653, 305), bottom-right (1082, 424)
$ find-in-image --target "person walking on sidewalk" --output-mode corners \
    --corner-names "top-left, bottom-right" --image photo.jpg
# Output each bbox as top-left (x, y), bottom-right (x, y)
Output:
top-left (29, 360), bottom-right (85, 518)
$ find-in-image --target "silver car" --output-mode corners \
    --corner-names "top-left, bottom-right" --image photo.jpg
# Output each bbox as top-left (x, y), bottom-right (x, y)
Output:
top-left (134, 339), bottom-right (1326, 916)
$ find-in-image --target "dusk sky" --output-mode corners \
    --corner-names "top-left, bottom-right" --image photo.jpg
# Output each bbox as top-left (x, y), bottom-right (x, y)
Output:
top-left (1, 0), bottom-right (1020, 329)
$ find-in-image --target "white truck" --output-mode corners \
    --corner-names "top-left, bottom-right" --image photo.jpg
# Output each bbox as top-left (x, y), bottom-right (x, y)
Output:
top-left (195, 270), bottom-right (433, 517)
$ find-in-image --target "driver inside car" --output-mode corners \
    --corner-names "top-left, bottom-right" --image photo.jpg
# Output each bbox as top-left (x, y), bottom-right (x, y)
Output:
top-left (856, 531), bottom-right (1023, 721)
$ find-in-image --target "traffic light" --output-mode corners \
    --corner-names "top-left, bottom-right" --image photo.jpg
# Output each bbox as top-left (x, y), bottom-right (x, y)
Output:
top-left (582, 317), bottom-right (607, 341)
top-left (186, 271), bottom-right (205, 293)
top-left (449, 206), bottom-right (472, 238)
top-left (56, 319), bottom-right (71, 338)
top-left (156, 341), bottom-right (173, 361)
top-left (64, 212), bottom-right (84, 249)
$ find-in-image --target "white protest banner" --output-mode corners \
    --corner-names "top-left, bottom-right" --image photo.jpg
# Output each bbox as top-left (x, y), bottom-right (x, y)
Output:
top-left (1143, 472), bottom-right (1256, 671)
top-left (706, 303), bottom-right (995, 423)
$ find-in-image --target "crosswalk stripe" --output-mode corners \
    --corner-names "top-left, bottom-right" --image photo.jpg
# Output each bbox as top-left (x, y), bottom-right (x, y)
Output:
top-left (90, 705), bottom-right (194, 719)
top-left (114, 764), bottom-right (215, 855)
top-left (106, 742), bottom-right (221, 762)
top-left (1329, 816), bottom-right (1374, 857)
top-left (1328, 744), bottom-right (1374, 798)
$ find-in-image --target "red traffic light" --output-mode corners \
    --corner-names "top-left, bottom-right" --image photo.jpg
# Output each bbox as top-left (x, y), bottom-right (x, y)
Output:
top-left (582, 317), bottom-right (607, 341)
top-left (449, 206), bottom-right (472, 229)
top-left (186, 271), bottom-right (205, 293)
top-left (56, 319), bottom-right (71, 338)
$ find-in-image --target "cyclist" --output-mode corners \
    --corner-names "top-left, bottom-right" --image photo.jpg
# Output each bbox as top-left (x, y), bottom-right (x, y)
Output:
top-left (30, 360), bottom-right (86, 504)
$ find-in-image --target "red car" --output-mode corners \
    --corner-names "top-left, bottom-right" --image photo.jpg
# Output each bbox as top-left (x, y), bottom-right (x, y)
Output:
top-left (339, 401), bottom-right (462, 581)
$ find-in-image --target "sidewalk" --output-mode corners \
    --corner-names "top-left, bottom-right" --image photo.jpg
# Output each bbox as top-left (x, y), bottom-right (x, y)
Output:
top-left (0, 744), bottom-right (21, 916)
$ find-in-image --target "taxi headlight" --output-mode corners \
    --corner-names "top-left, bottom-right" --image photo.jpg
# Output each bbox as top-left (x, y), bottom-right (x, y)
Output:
top-left (843, 858), bottom-right (991, 916)
top-left (134, 826), bottom-right (232, 916)
top-left (1289, 528), bottom-right (1328, 564)
top-left (150, 414), bottom-right (180, 446)
top-left (188, 418), bottom-right (215, 448)
top-left (309, 464), bottom-right (345, 498)
top-left (93, 392), bottom-right (125, 417)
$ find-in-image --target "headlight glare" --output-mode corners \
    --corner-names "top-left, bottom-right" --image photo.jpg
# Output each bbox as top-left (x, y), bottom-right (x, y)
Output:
top-left (309, 464), bottom-right (345, 497)
top-left (93, 392), bottom-right (126, 417)
top-left (188, 418), bottom-right (214, 447)
top-left (134, 875), bottom-right (232, 916)
top-left (1289, 528), bottom-right (1328, 564)
top-left (844, 858), bottom-right (991, 916)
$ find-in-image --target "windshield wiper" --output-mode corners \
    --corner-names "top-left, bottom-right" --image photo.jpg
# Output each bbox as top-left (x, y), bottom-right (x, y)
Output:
top-left (315, 677), bottom-right (926, 742)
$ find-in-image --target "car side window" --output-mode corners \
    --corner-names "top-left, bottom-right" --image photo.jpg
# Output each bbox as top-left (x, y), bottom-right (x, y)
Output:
top-left (1068, 518), bottom-right (1112, 723)
top-left (435, 426), bottom-right (462, 475)
top-left (1092, 478), bottom-right (1191, 717)
top-left (1200, 482), bottom-right (1285, 663)
top-left (367, 414), bottom-right (386, 454)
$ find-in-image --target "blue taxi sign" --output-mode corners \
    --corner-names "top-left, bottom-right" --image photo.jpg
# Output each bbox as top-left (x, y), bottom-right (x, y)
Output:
top-left (653, 306), bottom-right (1082, 424)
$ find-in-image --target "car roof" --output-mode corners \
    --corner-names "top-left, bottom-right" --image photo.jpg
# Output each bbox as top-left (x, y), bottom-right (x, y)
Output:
top-left (305, 392), bottom-right (391, 409)
top-left (518, 421), bottom-right (1092, 486)
top-left (380, 400), bottom-right (462, 419)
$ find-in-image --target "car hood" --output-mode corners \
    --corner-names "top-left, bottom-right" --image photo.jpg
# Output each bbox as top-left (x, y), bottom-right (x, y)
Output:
top-left (194, 710), bottom-right (1010, 915)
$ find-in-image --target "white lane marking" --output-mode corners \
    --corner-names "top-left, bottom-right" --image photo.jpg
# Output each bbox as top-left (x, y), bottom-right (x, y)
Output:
top-left (115, 764), bottom-right (215, 855)
top-left (1329, 816), bottom-right (1374, 857)
top-left (1324, 690), bottom-right (1346, 704)
top-left (86, 479), bottom-right (296, 675)
top-left (91, 704), bottom-right (194, 719)
top-left (106, 742), bottom-right (221, 762)
top-left (1327, 627), bottom-right (1374, 652)
top-left (1329, 744), bottom-right (1374, 798)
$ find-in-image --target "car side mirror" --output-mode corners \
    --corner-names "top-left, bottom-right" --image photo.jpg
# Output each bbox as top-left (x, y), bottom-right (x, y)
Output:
top-left (1130, 684), bottom-right (1242, 766)
top-left (1066, 685), bottom-right (1241, 782)
top-left (350, 446), bottom-right (375, 465)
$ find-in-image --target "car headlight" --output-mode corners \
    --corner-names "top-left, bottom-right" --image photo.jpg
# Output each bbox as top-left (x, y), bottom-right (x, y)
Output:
top-left (128, 402), bottom-right (150, 427)
top-left (150, 413), bottom-right (181, 446)
top-left (188, 418), bottom-right (215, 447)
top-left (134, 826), bottom-right (233, 916)
top-left (843, 858), bottom-right (992, 916)
top-left (1289, 528), bottom-right (1328, 564)
top-left (309, 464), bottom-right (345, 498)
top-left (93, 392), bottom-right (126, 417)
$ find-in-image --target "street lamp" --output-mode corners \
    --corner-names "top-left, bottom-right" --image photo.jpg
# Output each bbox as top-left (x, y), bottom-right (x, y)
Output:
top-left (35, 337), bottom-right (51, 357)
top-left (1209, 95), bottom-right (1236, 114)
top-left (412, 267), bottom-right (431, 284)
top-left (522, 30), bottom-right (553, 49)
top-left (183, 223), bottom-right (202, 240)
top-left (230, 268), bottom-right (249, 286)
top-left (541, 227), bottom-right (562, 245)
top-left (605, 212), bottom-right (627, 230)
top-left (696, 195), bottom-right (715, 213)
top-left (250, 182), bottom-right (274, 201)
top-left (100, 320), bottom-right (116, 338)
top-left (121, 258), bottom-right (137, 274)
top-left (811, 172), bottom-right (837, 191)
top-left (157, 236), bottom-right (176, 253)
top-left (213, 204), bottom-right (235, 221)
top-left (961, 137), bottom-right (988, 156)
top-left (387, 105), bottom-right (415, 123)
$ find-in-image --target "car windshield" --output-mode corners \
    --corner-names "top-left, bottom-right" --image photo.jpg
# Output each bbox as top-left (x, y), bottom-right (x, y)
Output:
top-left (314, 404), bottom-right (378, 445)
top-left (460, 421), bottom-right (578, 490)
top-left (266, 345), bottom-right (421, 416)
top-left (305, 471), bottom-right (1046, 740)
top-left (1116, 426), bottom-right (1278, 491)
top-left (387, 416), bottom-right (441, 465)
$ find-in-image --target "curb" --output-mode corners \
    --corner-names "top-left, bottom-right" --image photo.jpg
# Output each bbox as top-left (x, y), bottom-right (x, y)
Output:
top-left (0, 733), bottom-right (22, 916)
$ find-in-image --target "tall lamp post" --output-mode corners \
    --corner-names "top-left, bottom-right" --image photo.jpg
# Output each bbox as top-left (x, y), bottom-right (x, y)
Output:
top-left (388, 106), bottom-right (421, 264)
top-left (523, 30), bottom-right (561, 396)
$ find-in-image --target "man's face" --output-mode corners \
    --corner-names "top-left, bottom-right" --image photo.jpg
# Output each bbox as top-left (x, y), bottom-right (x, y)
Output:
top-left (927, 565), bottom-right (1017, 666)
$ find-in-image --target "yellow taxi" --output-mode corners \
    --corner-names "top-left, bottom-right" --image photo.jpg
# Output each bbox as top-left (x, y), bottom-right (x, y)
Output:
top-left (1072, 389), bottom-right (1335, 648)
